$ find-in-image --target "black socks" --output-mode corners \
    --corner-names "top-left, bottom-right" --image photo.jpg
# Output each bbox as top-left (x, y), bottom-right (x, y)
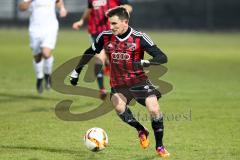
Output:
top-left (151, 116), bottom-right (164, 148)
top-left (94, 63), bottom-right (104, 89)
top-left (118, 107), bottom-right (145, 131)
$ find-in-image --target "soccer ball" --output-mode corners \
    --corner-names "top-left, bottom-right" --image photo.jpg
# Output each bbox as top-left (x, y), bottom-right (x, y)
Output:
top-left (84, 127), bottom-right (108, 152)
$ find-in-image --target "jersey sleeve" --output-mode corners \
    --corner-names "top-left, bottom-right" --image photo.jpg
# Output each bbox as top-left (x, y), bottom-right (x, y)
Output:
top-left (91, 32), bottom-right (104, 54)
top-left (140, 32), bottom-right (168, 64)
top-left (140, 32), bottom-right (156, 53)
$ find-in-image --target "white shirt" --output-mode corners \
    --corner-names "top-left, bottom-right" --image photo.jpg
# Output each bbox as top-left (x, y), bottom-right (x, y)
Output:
top-left (29, 0), bottom-right (58, 32)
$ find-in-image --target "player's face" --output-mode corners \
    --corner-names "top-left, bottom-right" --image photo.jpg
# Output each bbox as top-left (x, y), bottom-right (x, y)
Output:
top-left (109, 15), bottom-right (128, 35)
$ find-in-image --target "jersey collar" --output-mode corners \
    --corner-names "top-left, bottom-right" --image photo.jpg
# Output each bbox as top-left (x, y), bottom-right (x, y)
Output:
top-left (115, 27), bottom-right (133, 42)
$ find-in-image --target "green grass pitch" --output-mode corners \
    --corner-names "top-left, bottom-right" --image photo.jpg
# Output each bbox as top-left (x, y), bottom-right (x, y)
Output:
top-left (0, 28), bottom-right (240, 160)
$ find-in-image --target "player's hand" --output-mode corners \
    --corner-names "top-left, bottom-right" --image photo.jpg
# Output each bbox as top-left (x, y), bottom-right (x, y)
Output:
top-left (72, 20), bottom-right (84, 30)
top-left (134, 60), bottom-right (151, 67)
top-left (140, 60), bottom-right (151, 67)
top-left (69, 70), bottom-right (79, 86)
top-left (59, 7), bottom-right (68, 18)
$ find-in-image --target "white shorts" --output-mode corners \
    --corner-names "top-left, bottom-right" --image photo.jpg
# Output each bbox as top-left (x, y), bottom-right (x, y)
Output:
top-left (29, 26), bottom-right (58, 55)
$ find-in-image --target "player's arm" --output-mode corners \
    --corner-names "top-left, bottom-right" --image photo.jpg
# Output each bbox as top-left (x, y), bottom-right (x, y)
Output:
top-left (72, 8), bottom-right (91, 30)
top-left (137, 33), bottom-right (168, 67)
top-left (72, 1), bottom-right (92, 30)
top-left (69, 34), bottom-right (104, 86)
top-left (56, 0), bottom-right (68, 18)
top-left (18, 0), bottom-right (32, 11)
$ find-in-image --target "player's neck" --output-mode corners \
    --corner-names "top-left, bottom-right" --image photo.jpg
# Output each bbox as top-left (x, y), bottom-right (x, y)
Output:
top-left (117, 27), bottom-right (131, 39)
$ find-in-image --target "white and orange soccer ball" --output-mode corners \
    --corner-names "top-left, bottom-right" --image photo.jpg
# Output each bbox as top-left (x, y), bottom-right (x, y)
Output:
top-left (84, 127), bottom-right (108, 152)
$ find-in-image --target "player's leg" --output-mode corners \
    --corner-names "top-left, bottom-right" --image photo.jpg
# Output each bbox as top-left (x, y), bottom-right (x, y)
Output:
top-left (111, 92), bottom-right (145, 131)
top-left (95, 50), bottom-right (107, 100)
top-left (41, 29), bottom-right (57, 90)
top-left (111, 89), bottom-right (149, 148)
top-left (42, 47), bottom-right (54, 90)
top-left (33, 53), bottom-right (44, 93)
top-left (30, 35), bottom-right (44, 93)
top-left (145, 95), bottom-right (170, 157)
top-left (103, 58), bottom-right (110, 76)
top-left (132, 81), bottom-right (169, 154)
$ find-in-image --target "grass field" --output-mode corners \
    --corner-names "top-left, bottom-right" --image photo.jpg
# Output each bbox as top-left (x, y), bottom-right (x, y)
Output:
top-left (0, 28), bottom-right (240, 160)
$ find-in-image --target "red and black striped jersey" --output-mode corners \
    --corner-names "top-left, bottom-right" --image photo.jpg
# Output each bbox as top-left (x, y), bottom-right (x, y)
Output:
top-left (92, 27), bottom-right (159, 88)
top-left (87, 0), bottom-right (129, 35)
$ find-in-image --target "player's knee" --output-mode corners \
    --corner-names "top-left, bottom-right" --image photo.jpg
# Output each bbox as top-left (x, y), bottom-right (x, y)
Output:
top-left (42, 53), bottom-right (52, 59)
top-left (42, 48), bottom-right (52, 58)
top-left (147, 105), bottom-right (161, 118)
top-left (111, 94), bottom-right (127, 113)
top-left (149, 106), bottom-right (160, 117)
top-left (113, 100), bottom-right (126, 113)
top-left (95, 53), bottom-right (105, 64)
top-left (115, 104), bottom-right (126, 114)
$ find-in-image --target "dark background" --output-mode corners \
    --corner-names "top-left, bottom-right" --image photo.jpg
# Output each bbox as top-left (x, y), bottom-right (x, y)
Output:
top-left (1, 0), bottom-right (240, 30)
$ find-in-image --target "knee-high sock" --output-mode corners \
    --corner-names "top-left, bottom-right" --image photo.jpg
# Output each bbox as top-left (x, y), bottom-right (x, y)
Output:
top-left (43, 56), bottom-right (54, 75)
top-left (33, 60), bottom-right (44, 79)
top-left (118, 107), bottom-right (145, 131)
top-left (94, 63), bottom-right (104, 89)
top-left (151, 116), bottom-right (164, 148)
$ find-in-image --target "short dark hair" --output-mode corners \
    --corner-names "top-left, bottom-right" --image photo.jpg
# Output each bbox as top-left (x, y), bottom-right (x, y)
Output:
top-left (106, 7), bottom-right (130, 20)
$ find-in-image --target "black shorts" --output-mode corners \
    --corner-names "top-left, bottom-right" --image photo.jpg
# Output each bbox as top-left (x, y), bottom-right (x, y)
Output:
top-left (110, 79), bottom-right (161, 106)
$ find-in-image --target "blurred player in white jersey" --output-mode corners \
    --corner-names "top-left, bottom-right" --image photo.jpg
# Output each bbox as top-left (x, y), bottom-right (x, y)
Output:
top-left (19, 0), bottom-right (67, 93)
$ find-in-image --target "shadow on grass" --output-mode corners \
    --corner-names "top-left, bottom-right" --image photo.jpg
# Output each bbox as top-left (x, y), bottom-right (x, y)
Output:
top-left (0, 145), bottom-right (84, 155)
top-left (112, 146), bottom-right (159, 160)
top-left (24, 106), bottom-right (54, 113)
top-left (0, 92), bottom-right (60, 104)
top-left (1, 145), bottom-right (159, 160)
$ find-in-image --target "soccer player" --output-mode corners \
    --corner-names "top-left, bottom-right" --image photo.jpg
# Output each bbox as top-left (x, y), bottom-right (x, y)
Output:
top-left (18, 0), bottom-right (67, 93)
top-left (69, 7), bottom-right (170, 157)
top-left (72, 0), bottom-right (132, 100)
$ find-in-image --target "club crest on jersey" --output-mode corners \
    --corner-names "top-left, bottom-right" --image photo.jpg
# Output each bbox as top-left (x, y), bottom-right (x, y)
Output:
top-left (127, 43), bottom-right (136, 51)
top-left (92, 0), bottom-right (107, 9)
